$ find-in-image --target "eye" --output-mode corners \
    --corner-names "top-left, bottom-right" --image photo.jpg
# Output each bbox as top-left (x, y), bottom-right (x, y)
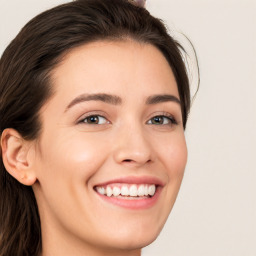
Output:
top-left (80, 115), bottom-right (109, 125)
top-left (147, 115), bottom-right (177, 126)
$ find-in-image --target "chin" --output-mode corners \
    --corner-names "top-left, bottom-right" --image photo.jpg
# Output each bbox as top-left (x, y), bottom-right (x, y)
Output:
top-left (99, 222), bottom-right (162, 251)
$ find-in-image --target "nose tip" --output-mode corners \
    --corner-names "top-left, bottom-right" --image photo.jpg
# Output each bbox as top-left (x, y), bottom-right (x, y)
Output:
top-left (113, 129), bottom-right (153, 166)
top-left (114, 148), bottom-right (152, 166)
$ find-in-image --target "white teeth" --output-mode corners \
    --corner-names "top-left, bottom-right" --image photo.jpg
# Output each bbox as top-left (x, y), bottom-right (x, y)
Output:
top-left (106, 186), bottom-right (113, 197)
top-left (148, 185), bottom-right (156, 196)
top-left (97, 187), bottom-right (105, 195)
top-left (137, 185), bottom-right (145, 196)
top-left (129, 185), bottom-right (138, 197)
top-left (113, 187), bottom-right (121, 197)
top-left (121, 186), bottom-right (129, 196)
top-left (96, 184), bottom-right (156, 197)
top-left (144, 186), bottom-right (149, 196)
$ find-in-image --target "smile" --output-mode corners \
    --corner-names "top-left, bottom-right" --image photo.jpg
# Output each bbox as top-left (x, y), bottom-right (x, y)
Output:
top-left (93, 177), bottom-right (163, 209)
top-left (95, 184), bottom-right (156, 198)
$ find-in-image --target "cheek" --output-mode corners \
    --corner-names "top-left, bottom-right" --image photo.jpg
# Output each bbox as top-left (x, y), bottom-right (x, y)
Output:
top-left (156, 131), bottom-right (187, 207)
top-left (33, 131), bottom-right (112, 233)
top-left (37, 131), bottom-right (110, 181)
top-left (158, 131), bottom-right (187, 178)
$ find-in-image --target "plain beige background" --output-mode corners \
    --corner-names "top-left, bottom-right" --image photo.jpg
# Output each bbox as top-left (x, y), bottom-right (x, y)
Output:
top-left (0, 0), bottom-right (255, 255)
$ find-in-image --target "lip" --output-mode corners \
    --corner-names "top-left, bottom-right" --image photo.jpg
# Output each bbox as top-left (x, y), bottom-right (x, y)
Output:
top-left (94, 175), bottom-right (165, 187)
top-left (93, 176), bottom-right (164, 210)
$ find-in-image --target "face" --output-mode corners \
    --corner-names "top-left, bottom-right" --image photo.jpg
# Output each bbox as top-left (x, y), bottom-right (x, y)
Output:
top-left (32, 40), bottom-right (187, 255)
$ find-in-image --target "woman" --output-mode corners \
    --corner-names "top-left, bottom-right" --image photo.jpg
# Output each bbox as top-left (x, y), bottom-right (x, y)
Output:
top-left (0, 0), bottom-right (194, 255)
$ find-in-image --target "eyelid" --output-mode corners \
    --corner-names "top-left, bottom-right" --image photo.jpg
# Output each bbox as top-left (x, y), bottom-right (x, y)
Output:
top-left (147, 114), bottom-right (182, 131)
top-left (147, 116), bottom-right (176, 126)
top-left (146, 112), bottom-right (178, 124)
top-left (82, 115), bottom-right (109, 125)
top-left (76, 111), bottom-right (111, 124)
top-left (75, 110), bottom-right (180, 127)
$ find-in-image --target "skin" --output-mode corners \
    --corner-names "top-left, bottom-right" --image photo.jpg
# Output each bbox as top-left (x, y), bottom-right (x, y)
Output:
top-left (3, 40), bottom-right (187, 256)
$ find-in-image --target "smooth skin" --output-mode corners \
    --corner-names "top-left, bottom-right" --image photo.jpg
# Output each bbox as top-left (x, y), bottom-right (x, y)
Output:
top-left (2, 40), bottom-right (187, 256)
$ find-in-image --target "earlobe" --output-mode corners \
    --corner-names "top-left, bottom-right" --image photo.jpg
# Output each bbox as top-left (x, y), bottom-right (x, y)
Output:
top-left (1, 128), bottom-right (37, 186)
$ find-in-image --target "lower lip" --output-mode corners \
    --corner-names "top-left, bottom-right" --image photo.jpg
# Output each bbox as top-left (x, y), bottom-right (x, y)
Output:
top-left (95, 187), bottom-right (162, 210)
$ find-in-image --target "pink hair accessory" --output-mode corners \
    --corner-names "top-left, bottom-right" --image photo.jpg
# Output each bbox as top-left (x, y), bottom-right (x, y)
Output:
top-left (132, 0), bottom-right (146, 7)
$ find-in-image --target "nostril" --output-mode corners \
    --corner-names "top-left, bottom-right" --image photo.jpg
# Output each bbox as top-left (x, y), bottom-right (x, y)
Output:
top-left (123, 159), bottom-right (132, 162)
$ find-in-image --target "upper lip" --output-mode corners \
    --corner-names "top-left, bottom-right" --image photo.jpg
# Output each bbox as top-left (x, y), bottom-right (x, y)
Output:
top-left (94, 176), bottom-right (165, 187)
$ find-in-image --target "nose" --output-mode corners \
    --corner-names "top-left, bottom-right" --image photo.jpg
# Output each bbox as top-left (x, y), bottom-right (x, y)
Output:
top-left (113, 124), bottom-right (154, 167)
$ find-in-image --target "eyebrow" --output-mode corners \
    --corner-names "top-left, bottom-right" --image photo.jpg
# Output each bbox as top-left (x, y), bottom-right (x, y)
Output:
top-left (146, 94), bottom-right (181, 105)
top-left (65, 93), bottom-right (180, 112)
top-left (65, 93), bottom-right (122, 111)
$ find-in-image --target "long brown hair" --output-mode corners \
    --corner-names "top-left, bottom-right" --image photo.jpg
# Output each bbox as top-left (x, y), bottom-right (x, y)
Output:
top-left (0, 0), bottom-right (194, 255)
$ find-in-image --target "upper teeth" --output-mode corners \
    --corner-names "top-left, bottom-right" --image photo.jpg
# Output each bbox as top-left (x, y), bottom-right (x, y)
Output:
top-left (96, 184), bottom-right (156, 197)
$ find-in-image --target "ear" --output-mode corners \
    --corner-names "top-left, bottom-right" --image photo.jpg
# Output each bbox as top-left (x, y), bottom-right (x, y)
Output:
top-left (1, 128), bottom-right (37, 186)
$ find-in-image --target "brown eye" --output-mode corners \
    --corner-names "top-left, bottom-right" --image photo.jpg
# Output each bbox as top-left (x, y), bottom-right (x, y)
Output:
top-left (151, 116), bottom-right (164, 125)
top-left (81, 115), bottom-right (108, 124)
top-left (147, 115), bottom-right (177, 125)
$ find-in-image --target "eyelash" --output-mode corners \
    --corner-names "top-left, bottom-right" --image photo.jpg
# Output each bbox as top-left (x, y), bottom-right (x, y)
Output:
top-left (147, 114), bottom-right (178, 126)
top-left (78, 113), bottom-right (178, 126)
top-left (78, 115), bottom-right (109, 125)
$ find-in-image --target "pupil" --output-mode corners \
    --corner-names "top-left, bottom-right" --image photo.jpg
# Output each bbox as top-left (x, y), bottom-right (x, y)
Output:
top-left (88, 116), bottom-right (98, 123)
top-left (153, 116), bottom-right (163, 124)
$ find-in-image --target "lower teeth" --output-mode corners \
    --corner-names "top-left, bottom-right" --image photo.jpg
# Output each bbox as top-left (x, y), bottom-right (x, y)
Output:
top-left (108, 195), bottom-right (151, 199)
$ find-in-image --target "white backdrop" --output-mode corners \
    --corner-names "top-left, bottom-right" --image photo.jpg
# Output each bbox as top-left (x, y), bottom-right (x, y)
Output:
top-left (0, 0), bottom-right (255, 255)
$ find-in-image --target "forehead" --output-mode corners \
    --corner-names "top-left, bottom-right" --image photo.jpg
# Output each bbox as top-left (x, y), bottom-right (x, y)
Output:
top-left (50, 40), bottom-right (179, 103)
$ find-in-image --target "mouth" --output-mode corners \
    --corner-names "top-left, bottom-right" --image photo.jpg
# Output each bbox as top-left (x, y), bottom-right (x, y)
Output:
top-left (94, 183), bottom-right (157, 199)
top-left (93, 177), bottom-right (163, 209)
